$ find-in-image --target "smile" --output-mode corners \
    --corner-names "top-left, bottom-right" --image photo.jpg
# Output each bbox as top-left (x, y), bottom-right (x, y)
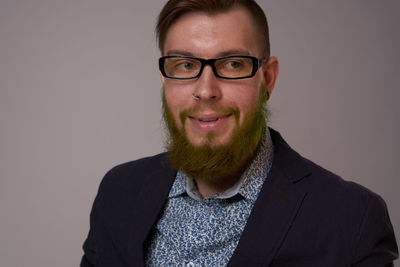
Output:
top-left (199, 118), bottom-right (218, 122)
top-left (190, 113), bottom-right (231, 122)
top-left (187, 113), bottom-right (232, 131)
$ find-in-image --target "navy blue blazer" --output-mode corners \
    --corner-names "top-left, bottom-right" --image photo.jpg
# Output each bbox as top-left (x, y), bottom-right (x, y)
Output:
top-left (81, 129), bottom-right (398, 266)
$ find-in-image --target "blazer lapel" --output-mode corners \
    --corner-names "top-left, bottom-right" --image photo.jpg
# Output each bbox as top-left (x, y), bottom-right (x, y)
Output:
top-left (228, 129), bottom-right (311, 266)
top-left (126, 154), bottom-right (177, 267)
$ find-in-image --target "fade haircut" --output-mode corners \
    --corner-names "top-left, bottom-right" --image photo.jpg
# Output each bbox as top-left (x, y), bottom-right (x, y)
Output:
top-left (156, 0), bottom-right (270, 58)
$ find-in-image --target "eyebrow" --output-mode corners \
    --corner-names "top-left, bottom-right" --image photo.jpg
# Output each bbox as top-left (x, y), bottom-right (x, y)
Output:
top-left (165, 49), bottom-right (251, 58)
top-left (218, 50), bottom-right (251, 57)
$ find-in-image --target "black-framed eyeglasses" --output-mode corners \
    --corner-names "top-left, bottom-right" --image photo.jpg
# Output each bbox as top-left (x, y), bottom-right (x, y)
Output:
top-left (159, 55), bottom-right (265, 80)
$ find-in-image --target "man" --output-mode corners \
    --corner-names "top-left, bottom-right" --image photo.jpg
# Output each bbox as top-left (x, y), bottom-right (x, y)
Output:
top-left (81, 0), bottom-right (398, 266)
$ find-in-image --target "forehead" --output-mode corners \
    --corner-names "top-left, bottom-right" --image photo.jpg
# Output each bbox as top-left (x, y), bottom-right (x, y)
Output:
top-left (163, 7), bottom-right (262, 58)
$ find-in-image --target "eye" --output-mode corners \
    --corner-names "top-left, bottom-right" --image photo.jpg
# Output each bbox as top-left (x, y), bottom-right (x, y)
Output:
top-left (180, 62), bottom-right (194, 70)
top-left (173, 60), bottom-right (198, 71)
top-left (225, 60), bottom-right (242, 69)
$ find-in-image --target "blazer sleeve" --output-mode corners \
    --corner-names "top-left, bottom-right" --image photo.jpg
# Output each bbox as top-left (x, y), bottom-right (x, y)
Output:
top-left (351, 193), bottom-right (398, 266)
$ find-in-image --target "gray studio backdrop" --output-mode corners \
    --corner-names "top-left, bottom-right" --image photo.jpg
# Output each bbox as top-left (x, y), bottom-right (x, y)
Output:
top-left (1, 1), bottom-right (399, 266)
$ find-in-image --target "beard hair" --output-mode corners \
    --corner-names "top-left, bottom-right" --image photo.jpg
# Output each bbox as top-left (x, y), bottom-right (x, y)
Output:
top-left (162, 88), bottom-right (270, 182)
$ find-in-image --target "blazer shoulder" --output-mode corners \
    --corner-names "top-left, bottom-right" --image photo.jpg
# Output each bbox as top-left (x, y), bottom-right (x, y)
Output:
top-left (302, 156), bottom-right (381, 203)
top-left (270, 127), bottom-right (389, 210)
top-left (98, 152), bottom-right (174, 195)
top-left (270, 127), bottom-right (377, 201)
top-left (107, 152), bottom-right (170, 176)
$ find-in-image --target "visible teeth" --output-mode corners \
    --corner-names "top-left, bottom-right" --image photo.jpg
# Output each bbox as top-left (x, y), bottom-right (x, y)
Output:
top-left (199, 118), bottom-right (218, 122)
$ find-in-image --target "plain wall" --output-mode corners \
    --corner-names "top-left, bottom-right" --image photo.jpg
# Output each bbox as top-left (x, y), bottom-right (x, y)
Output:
top-left (0, 1), bottom-right (398, 266)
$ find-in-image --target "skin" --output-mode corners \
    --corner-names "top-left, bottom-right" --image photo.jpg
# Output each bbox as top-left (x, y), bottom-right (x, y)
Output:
top-left (162, 7), bottom-right (279, 197)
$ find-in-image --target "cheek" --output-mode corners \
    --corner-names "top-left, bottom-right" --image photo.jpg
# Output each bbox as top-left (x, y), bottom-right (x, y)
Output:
top-left (164, 87), bottom-right (190, 128)
top-left (238, 96), bottom-right (260, 124)
top-left (225, 85), bottom-right (262, 124)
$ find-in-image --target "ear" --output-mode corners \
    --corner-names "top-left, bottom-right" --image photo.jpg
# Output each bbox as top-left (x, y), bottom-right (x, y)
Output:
top-left (262, 56), bottom-right (279, 99)
top-left (160, 71), bottom-right (166, 83)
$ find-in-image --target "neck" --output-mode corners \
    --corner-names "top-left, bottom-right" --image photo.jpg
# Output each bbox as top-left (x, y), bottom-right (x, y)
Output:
top-left (189, 128), bottom-right (272, 199)
top-left (194, 174), bottom-right (241, 199)
top-left (193, 158), bottom-right (250, 199)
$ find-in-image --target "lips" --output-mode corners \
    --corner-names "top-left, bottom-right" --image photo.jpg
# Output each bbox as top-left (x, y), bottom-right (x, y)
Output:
top-left (189, 113), bottom-right (231, 122)
top-left (186, 112), bottom-right (232, 132)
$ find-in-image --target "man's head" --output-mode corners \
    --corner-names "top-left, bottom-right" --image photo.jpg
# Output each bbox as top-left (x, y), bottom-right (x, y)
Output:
top-left (157, 0), bottom-right (279, 181)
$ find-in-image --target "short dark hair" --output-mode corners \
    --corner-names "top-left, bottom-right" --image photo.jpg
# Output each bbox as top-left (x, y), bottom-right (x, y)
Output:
top-left (156, 0), bottom-right (270, 57)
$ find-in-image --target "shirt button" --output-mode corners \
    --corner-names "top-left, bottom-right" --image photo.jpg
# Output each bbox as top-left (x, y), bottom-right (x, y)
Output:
top-left (187, 262), bottom-right (195, 267)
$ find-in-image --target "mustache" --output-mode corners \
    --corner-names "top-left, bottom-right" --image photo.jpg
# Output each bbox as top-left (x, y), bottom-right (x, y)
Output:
top-left (179, 104), bottom-right (240, 125)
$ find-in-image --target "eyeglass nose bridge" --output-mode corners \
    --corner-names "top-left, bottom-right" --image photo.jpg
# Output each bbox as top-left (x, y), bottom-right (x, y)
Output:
top-left (195, 58), bottom-right (220, 79)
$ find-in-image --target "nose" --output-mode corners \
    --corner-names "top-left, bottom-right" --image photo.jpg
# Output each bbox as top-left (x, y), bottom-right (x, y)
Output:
top-left (192, 65), bottom-right (222, 101)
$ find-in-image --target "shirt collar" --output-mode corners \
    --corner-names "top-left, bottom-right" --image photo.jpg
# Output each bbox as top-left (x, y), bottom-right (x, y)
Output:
top-left (168, 128), bottom-right (274, 202)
